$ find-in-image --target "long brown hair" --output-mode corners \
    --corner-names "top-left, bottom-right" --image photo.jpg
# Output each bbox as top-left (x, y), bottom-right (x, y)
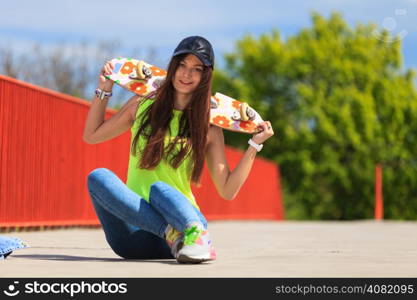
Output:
top-left (131, 54), bottom-right (213, 186)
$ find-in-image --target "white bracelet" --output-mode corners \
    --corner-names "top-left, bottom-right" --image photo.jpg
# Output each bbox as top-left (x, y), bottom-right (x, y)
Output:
top-left (248, 138), bottom-right (263, 152)
top-left (95, 88), bottom-right (113, 100)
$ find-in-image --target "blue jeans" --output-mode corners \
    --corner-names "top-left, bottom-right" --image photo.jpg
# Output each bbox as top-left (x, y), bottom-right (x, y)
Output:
top-left (86, 168), bottom-right (207, 259)
top-left (0, 236), bottom-right (28, 259)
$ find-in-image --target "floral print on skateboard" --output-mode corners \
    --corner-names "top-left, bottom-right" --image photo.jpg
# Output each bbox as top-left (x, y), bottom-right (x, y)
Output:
top-left (209, 93), bottom-right (263, 134)
top-left (105, 57), bottom-right (166, 96)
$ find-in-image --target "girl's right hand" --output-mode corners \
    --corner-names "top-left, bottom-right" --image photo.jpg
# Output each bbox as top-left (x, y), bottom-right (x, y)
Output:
top-left (98, 61), bottom-right (115, 91)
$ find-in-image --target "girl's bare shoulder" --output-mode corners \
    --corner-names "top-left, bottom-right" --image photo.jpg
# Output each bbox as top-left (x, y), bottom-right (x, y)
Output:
top-left (129, 95), bottom-right (147, 121)
top-left (207, 125), bottom-right (224, 147)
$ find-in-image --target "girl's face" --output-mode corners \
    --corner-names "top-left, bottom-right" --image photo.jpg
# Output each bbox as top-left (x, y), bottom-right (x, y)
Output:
top-left (172, 54), bottom-right (204, 96)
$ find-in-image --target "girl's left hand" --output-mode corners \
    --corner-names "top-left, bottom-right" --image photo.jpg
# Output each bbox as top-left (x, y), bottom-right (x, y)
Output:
top-left (252, 121), bottom-right (274, 144)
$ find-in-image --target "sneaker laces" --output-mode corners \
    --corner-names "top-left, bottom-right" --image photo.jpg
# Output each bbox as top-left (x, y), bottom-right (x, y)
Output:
top-left (183, 225), bottom-right (203, 246)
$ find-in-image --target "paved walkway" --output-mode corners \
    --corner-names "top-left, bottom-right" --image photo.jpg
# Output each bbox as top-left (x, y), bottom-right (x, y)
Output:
top-left (1, 221), bottom-right (416, 277)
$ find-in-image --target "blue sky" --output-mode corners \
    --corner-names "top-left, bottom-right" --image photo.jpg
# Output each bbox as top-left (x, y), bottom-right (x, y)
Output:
top-left (1, 0), bottom-right (416, 71)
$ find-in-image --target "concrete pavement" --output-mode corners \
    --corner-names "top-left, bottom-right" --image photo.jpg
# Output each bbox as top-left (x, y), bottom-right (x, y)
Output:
top-left (1, 221), bottom-right (417, 277)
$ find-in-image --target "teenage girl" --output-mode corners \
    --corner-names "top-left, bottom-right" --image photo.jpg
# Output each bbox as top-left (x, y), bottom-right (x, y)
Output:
top-left (83, 36), bottom-right (274, 263)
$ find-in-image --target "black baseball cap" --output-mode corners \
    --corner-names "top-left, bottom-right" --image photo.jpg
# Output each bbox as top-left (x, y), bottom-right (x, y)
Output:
top-left (172, 36), bottom-right (215, 69)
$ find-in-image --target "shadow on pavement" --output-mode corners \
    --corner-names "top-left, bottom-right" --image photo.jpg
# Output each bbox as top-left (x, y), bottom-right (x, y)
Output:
top-left (12, 254), bottom-right (179, 265)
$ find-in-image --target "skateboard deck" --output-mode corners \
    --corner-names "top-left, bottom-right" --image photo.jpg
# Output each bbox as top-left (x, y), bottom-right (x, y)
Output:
top-left (105, 57), bottom-right (264, 133)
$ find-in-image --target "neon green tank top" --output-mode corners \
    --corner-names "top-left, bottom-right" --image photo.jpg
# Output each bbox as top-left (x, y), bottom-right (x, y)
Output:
top-left (126, 98), bottom-right (199, 210)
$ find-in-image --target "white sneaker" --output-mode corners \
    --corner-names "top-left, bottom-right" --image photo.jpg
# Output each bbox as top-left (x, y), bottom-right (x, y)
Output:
top-left (176, 223), bottom-right (216, 263)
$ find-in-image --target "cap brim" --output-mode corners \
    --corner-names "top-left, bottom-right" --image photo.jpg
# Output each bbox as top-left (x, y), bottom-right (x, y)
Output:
top-left (172, 50), bottom-right (212, 67)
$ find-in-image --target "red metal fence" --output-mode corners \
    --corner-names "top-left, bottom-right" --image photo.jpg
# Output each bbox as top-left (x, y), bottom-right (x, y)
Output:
top-left (0, 75), bottom-right (284, 229)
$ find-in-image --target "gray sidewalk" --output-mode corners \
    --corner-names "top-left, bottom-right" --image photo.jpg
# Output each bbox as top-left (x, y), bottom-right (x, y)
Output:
top-left (1, 221), bottom-right (416, 277)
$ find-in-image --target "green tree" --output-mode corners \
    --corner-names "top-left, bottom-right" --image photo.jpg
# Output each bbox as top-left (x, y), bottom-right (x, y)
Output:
top-left (213, 12), bottom-right (417, 220)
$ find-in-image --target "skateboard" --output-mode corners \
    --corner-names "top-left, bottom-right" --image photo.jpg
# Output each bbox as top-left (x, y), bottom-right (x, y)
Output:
top-left (105, 57), bottom-right (264, 134)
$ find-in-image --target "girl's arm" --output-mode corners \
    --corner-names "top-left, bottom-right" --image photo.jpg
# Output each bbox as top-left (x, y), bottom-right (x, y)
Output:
top-left (205, 122), bottom-right (274, 200)
top-left (83, 61), bottom-right (140, 144)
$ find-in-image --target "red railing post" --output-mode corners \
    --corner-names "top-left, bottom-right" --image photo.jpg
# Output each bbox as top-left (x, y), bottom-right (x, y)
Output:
top-left (374, 164), bottom-right (384, 220)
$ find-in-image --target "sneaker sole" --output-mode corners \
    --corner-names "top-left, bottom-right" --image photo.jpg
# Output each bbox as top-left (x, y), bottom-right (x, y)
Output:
top-left (177, 253), bottom-right (211, 264)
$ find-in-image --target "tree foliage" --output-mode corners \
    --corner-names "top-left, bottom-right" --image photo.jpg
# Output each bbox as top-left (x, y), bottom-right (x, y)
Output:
top-left (213, 12), bottom-right (417, 219)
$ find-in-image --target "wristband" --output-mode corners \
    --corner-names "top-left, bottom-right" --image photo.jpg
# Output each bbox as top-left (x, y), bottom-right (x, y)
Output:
top-left (248, 138), bottom-right (263, 152)
top-left (95, 88), bottom-right (113, 100)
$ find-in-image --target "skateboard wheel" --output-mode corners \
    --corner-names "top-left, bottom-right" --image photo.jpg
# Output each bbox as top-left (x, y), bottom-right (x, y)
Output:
top-left (231, 110), bottom-right (241, 121)
top-left (246, 106), bottom-right (256, 121)
top-left (135, 61), bottom-right (152, 80)
top-left (142, 65), bottom-right (152, 78)
top-left (240, 103), bottom-right (250, 121)
top-left (210, 97), bottom-right (218, 109)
